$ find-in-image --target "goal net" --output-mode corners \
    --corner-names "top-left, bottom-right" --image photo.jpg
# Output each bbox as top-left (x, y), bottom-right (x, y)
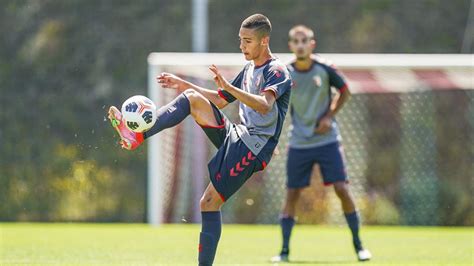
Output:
top-left (147, 53), bottom-right (473, 226)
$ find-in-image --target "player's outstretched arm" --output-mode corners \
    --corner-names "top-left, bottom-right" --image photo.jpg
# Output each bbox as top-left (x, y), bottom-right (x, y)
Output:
top-left (209, 65), bottom-right (275, 114)
top-left (157, 72), bottom-right (229, 109)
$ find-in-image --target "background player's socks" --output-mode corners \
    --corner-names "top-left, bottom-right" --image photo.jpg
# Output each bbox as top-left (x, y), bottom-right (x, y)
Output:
top-left (198, 211), bottom-right (221, 266)
top-left (143, 93), bottom-right (190, 139)
top-left (344, 211), bottom-right (363, 251)
top-left (280, 216), bottom-right (295, 255)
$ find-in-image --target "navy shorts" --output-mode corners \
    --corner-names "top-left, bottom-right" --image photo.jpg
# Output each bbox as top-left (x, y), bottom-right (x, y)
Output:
top-left (286, 141), bottom-right (348, 188)
top-left (199, 103), bottom-right (266, 201)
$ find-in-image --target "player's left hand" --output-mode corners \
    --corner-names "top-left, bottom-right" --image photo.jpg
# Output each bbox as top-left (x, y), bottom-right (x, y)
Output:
top-left (209, 64), bottom-right (231, 90)
top-left (315, 115), bottom-right (332, 134)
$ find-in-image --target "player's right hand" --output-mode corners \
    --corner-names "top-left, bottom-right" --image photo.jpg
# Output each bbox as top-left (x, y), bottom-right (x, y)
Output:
top-left (156, 72), bottom-right (187, 92)
top-left (315, 115), bottom-right (332, 134)
top-left (209, 64), bottom-right (231, 90)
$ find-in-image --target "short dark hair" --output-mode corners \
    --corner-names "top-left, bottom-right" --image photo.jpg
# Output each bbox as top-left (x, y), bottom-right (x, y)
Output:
top-left (289, 25), bottom-right (315, 40)
top-left (241, 14), bottom-right (272, 37)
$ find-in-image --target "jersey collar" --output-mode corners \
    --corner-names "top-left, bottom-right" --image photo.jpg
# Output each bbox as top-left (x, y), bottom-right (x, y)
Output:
top-left (291, 59), bottom-right (316, 73)
top-left (254, 58), bottom-right (274, 69)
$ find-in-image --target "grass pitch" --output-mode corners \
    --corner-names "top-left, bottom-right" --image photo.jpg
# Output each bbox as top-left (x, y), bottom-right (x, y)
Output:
top-left (1, 223), bottom-right (472, 265)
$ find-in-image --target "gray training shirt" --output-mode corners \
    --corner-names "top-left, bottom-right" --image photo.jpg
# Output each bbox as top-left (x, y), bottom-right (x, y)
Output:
top-left (287, 58), bottom-right (348, 149)
top-left (218, 58), bottom-right (292, 162)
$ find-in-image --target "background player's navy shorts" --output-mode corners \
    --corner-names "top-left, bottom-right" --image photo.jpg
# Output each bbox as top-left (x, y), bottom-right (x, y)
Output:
top-left (199, 103), bottom-right (266, 201)
top-left (287, 141), bottom-right (348, 188)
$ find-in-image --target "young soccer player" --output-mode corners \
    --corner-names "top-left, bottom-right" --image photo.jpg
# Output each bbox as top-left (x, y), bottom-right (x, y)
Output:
top-left (108, 14), bottom-right (291, 266)
top-left (271, 25), bottom-right (371, 262)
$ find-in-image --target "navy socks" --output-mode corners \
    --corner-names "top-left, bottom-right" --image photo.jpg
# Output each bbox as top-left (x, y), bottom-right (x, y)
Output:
top-left (344, 211), bottom-right (363, 251)
top-left (278, 212), bottom-right (362, 256)
top-left (143, 93), bottom-right (191, 139)
top-left (280, 216), bottom-right (295, 255)
top-left (198, 211), bottom-right (222, 266)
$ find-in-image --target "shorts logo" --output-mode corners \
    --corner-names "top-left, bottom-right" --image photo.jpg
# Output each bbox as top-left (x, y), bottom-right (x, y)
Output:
top-left (236, 162), bottom-right (244, 172)
top-left (230, 168), bottom-right (238, 177)
top-left (229, 152), bottom-right (256, 177)
top-left (215, 172), bottom-right (222, 181)
top-left (247, 151), bottom-right (256, 161)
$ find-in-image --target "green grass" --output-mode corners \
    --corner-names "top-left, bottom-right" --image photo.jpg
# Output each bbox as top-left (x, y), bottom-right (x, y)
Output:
top-left (0, 223), bottom-right (472, 265)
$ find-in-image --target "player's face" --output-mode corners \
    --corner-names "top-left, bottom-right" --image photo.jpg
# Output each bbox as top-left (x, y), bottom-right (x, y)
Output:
top-left (288, 32), bottom-right (315, 60)
top-left (239, 27), bottom-right (268, 61)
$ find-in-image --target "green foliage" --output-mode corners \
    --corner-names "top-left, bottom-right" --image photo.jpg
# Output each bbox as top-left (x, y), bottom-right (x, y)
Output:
top-left (361, 193), bottom-right (401, 225)
top-left (208, 0), bottom-right (472, 53)
top-left (0, 0), bottom-right (471, 223)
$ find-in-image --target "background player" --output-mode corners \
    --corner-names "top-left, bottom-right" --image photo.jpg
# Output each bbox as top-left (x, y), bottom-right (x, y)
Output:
top-left (108, 14), bottom-right (291, 266)
top-left (271, 25), bottom-right (371, 262)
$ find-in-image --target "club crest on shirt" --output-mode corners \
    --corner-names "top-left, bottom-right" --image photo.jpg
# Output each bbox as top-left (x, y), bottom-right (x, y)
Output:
top-left (313, 75), bottom-right (322, 87)
top-left (274, 69), bottom-right (281, 78)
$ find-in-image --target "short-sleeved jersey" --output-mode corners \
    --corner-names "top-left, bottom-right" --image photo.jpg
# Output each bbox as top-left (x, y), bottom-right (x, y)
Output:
top-left (287, 58), bottom-right (348, 148)
top-left (218, 58), bottom-right (292, 162)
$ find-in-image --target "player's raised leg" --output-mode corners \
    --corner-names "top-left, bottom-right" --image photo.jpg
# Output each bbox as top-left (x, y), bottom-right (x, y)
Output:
top-left (333, 181), bottom-right (372, 261)
top-left (108, 88), bottom-right (221, 150)
top-left (144, 88), bottom-right (221, 138)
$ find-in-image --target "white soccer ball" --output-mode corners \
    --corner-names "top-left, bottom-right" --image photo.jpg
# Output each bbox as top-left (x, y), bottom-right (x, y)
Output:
top-left (121, 95), bottom-right (157, 133)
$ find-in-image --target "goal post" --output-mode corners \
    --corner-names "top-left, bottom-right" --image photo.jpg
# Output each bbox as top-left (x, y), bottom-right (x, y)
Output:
top-left (147, 53), bottom-right (473, 226)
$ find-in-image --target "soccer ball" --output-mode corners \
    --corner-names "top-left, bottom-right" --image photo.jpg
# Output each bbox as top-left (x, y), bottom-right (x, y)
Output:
top-left (121, 95), bottom-right (157, 133)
